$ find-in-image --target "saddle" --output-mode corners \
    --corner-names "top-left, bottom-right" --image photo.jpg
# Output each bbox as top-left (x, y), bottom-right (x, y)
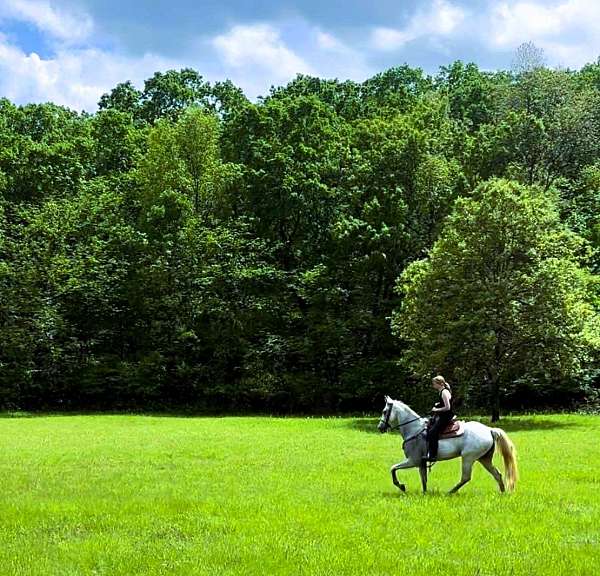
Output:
top-left (439, 417), bottom-right (465, 439)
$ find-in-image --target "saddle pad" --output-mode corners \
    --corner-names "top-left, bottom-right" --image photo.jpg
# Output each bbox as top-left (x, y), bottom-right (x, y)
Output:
top-left (440, 420), bottom-right (465, 439)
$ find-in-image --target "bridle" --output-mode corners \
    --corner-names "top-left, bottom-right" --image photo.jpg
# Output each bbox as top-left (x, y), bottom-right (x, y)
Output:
top-left (380, 403), bottom-right (423, 433)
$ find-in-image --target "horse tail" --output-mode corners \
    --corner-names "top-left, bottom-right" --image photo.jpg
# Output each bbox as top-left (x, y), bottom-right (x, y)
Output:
top-left (492, 428), bottom-right (518, 491)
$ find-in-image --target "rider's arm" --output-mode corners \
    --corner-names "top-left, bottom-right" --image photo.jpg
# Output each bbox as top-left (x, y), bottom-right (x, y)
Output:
top-left (432, 390), bottom-right (451, 412)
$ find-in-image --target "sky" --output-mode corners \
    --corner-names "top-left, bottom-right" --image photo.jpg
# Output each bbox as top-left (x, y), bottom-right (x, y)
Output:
top-left (0, 0), bottom-right (599, 111)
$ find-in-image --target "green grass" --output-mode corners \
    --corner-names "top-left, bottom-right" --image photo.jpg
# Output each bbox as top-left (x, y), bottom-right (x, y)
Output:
top-left (0, 414), bottom-right (598, 575)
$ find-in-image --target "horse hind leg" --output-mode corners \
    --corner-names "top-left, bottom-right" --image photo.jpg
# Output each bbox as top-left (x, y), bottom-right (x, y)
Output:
top-left (448, 457), bottom-right (474, 494)
top-left (479, 448), bottom-right (505, 493)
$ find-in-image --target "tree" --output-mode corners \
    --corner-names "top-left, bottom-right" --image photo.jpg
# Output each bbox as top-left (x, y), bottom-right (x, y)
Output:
top-left (91, 109), bottom-right (144, 176)
top-left (209, 80), bottom-right (249, 120)
top-left (0, 103), bottom-right (93, 203)
top-left (512, 42), bottom-right (546, 74)
top-left (560, 163), bottom-right (600, 273)
top-left (436, 61), bottom-right (508, 130)
top-left (224, 95), bottom-right (347, 270)
top-left (577, 58), bottom-right (600, 91)
top-left (140, 69), bottom-right (211, 123)
top-left (137, 108), bottom-right (231, 218)
top-left (2, 53), bottom-right (600, 414)
top-left (0, 183), bottom-right (145, 407)
top-left (268, 75), bottom-right (364, 120)
top-left (174, 108), bottom-right (220, 215)
top-left (393, 179), bottom-right (599, 421)
top-left (98, 81), bottom-right (143, 118)
top-left (361, 65), bottom-right (432, 116)
top-left (469, 68), bottom-right (600, 189)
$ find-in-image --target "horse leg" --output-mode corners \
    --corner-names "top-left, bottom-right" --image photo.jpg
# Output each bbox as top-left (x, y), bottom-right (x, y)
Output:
top-left (479, 451), bottom-right (505, 493)
top-left (390, 458), bottom-right (415, 492)
top-left (448, 457), bottom-right (474, 494)
top-left (419, 463), bottom-right (428, 494)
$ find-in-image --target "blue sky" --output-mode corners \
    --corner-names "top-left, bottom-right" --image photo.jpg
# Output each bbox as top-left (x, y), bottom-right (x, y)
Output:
top-left (0, 0), bottom-right (599, 111)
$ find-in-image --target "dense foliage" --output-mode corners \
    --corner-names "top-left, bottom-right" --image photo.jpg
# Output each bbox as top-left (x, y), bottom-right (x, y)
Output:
top-left (1, 58), bottom-right (599, 416)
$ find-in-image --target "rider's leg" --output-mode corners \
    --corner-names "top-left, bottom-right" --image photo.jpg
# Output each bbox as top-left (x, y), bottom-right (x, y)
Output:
top-left (428, 412), bottom-right (453, 461)
top-left (427, 416), bottom-right (442, 461)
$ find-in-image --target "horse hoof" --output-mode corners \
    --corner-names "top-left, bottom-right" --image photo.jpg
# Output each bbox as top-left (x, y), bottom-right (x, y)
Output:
top-left (399, 484), bottom-right (406, 492)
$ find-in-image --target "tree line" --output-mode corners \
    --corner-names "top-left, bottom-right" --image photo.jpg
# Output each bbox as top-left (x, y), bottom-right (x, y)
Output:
top-left (1, 47), bottom-right (599, 418)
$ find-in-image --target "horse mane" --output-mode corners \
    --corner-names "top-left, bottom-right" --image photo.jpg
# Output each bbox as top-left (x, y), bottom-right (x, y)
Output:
top-left (393, 399), bottom-right (421, 419)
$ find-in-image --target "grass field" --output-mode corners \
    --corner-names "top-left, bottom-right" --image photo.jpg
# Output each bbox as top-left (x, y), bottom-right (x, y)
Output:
top-left (0, 413), bottom-right (598, 575)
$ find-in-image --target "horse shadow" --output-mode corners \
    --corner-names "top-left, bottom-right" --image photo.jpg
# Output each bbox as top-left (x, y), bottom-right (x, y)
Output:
top-left (380, 489), bottom-right (447, 499)
top-left (347, 418), bottom-right (382, 434)
top-left (462, 416), bottom-right (583, 432)
top-left (347, 416), bottom-right (583, 434)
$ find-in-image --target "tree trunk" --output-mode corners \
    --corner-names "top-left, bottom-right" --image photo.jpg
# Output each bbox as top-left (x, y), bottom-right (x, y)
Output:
top-left (486, 368), bottom-right (501, 422)
top-left (489, 334), bottom-right (505, 422)
top-left (490, 376), bottom-right (500, 422)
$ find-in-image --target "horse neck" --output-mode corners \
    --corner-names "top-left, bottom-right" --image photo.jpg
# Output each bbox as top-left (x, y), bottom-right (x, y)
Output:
top-left (393, 402), bottom-right (424, 439)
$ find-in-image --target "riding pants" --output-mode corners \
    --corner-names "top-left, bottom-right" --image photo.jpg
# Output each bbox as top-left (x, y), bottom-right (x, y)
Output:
top-left (427, 411), bottom-right (454, 460)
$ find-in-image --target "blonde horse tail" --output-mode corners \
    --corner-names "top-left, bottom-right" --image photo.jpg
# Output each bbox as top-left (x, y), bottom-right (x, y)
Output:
top-left (492, 428), bottom-right (518, 492)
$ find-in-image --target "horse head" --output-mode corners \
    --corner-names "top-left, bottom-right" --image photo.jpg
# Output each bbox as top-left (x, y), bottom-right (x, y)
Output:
top-left (378, 395), bottom-right (398, 433)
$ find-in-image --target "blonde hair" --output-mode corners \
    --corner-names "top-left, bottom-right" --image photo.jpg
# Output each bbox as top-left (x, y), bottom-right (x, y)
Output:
top-left (432, 375), bottom-right (450, 389)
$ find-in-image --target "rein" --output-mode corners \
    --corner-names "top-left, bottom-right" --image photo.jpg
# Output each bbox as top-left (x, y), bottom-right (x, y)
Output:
top-left (389, 415), bottom-right (423, 431)
top-left (380, 408), bottom-right (423, 432)
top-left (402, 428), bottom-right (426, 449)
top-left (380, 404), bottom-right (427, 449)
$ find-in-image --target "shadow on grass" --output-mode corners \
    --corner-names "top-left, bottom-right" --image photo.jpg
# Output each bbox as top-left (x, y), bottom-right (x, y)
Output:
top-left (379, 488), bottom-right (455, 499)
top-left (468, 417), bottom-right (584, 432)
top-left (2, 412), bottom-right (588, 433)
top-left (347, 418), bottom-right (382, 434)
top-left (347, 415), bottom-right (584, 434)
top-left (0, 410), bottom-right (233, 419)
top-left (0, 412), bottom-right (36, 419)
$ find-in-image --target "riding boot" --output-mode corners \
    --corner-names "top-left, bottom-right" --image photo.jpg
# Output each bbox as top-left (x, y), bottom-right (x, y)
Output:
top-left (427, 439), bottom-right (439, 462)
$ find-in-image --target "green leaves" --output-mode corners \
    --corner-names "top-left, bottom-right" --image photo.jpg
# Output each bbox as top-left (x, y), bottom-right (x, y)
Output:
top-left (1, 59), bottom-right (600, 413)
top-left (138, 108), bottom-right (235, 223)
top-left (394, 179), bottom-right (600, 418)
top-left (0, 103), bottom-right (94, 202)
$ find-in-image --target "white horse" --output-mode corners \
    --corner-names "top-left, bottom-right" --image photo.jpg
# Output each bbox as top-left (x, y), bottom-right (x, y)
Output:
top-left (378, 395), bottom-right (518, 494)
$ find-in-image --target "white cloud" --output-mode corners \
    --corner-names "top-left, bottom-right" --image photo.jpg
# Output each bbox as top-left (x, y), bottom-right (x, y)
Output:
top-left (371, 0), bottom-right (465, 51)
top-left (371, 28), bottom-right (411, 52)
top-left (0, 35), bottom-right (180, 111)
top-left (213, 23), bottom-right (313, 83)
top-left (489, 1), bottom-right (600, 47)
top-left (209, 23), bottom-right (372, 96)
top-left (0, 0), bottom-right (93, 44)
top-left (316, 31), bottom-right (345, 51)
top-left (369, 0), bottom-right (600, 69)
top-left (487, 1), bottom-right (600, 67)
top-left (312, 28), bottom-right (371, 81)
top-left (0, 1), bottom-right (179, 111)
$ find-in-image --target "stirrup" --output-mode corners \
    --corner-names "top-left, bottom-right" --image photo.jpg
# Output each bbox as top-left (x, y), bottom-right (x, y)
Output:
top-left (422, 456), bottom-right (436, 470)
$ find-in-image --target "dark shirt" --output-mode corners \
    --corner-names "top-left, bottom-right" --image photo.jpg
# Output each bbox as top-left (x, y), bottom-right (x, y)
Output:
top-left (434, 385), bottom-right (454, 418)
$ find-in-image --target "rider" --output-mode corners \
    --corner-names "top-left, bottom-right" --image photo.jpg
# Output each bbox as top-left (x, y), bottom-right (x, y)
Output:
top-left (426, 375), bottom-right (455, 462)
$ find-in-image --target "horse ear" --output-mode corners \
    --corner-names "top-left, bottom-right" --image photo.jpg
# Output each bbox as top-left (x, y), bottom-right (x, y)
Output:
top-left (384, 395), bottom-right (391, 403)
